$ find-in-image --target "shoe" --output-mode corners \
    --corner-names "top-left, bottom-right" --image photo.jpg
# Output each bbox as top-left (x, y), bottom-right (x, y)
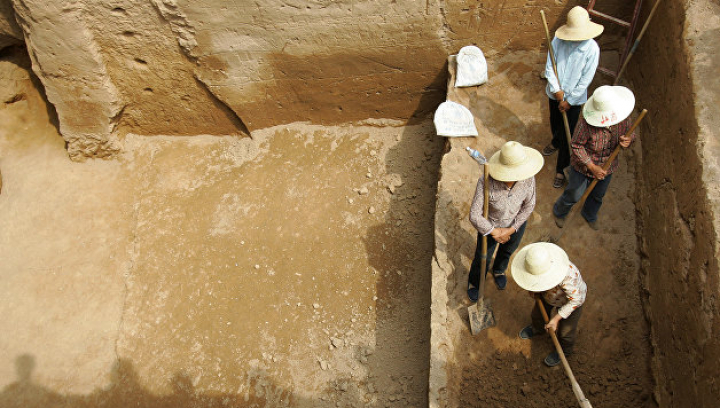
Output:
top-left (467, 286), bottom-right (479, 302)
top-left (492, 272), bottom-right (507, 290)
top-left (541, 143), bottom-right (558, 156)
top-left (554, 215), bottom-right (565, 228)
top-left (518, 325), bottom-right (537, 340)
top-left (544, 351), bottom-right (561, 367)
top-left (587, 220), bottom-right (599, 231)
top-left (553, 173), bottom-right (565, 189)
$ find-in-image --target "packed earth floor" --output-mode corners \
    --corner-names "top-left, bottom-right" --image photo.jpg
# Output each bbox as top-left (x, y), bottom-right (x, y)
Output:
top-left (0, 50), bottom-right (443, 407)
top-left (436, 51), bottom-right (656, 407)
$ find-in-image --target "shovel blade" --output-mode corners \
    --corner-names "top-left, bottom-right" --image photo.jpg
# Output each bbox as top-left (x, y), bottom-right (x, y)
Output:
top-left (468, 302), bottom-right (496, 335)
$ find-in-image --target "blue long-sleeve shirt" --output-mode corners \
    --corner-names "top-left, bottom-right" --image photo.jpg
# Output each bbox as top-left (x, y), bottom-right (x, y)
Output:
top-left (545, 37), bottom-right (600, 106)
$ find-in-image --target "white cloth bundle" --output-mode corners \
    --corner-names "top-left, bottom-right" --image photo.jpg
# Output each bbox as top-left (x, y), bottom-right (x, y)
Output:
top-left (455, 46), bottom-right (488, 88)
top-left (434, 101), bottom-right (478, 137)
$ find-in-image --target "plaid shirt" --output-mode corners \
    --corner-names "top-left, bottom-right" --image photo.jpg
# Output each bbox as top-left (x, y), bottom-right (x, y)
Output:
top-left (570, 116), bottom-right (635, 178)
top-left (469, 176), bottom-right (536, 235)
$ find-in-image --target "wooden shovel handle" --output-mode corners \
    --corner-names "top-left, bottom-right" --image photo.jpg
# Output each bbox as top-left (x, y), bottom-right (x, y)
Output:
top-left (477, 164), bottom-right (490, 296)
top-left (536, 298), bottom-right (593, 408)
top-left (540, 10), bottom-right (573, 155)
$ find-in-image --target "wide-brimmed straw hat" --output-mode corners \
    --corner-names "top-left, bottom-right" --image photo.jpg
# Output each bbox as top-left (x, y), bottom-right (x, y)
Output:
top-left (555, 6), bottom-right (604, 41)
top-left (487, 141), bottom-right (544, 182)
top-left (583, 85), bottom-right (635, 127)
top-left (511, 243), bottom-right (570, 292)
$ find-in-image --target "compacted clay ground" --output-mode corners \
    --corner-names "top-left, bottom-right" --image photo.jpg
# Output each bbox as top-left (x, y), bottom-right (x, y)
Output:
top-left (437, 51), bottom-right (656, 407)
top-left (0, 49), bottom-right (442, 407)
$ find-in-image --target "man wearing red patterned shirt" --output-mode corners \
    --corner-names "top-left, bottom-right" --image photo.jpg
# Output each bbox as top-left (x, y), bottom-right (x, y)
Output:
top-left (553, 86), bottom-right (636, 230)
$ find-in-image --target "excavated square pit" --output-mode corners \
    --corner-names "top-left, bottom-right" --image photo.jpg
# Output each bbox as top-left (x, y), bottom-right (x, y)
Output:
top-left (0, 51), bottom-right (443, 406)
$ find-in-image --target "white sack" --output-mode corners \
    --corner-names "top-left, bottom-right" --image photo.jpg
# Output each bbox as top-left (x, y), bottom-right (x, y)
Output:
top-left (434, 101), bottom-right (478, 137)
top-left (454, 45), bottom-right (488, 88)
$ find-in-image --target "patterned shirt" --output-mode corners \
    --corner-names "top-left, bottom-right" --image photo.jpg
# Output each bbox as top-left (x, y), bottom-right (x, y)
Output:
top-left (542, 262), bottom-right (587, 319)
top-left (545, 37), bottom-right (600, 106)
top-left (571, 116), bottom-right (636, 178)
top-left (469, 176), bottom-right (536, 236)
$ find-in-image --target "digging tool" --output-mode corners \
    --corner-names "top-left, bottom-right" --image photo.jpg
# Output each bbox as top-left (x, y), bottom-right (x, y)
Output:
top-left (543, 109), bottom-right (648, 244)
top-left (614, 0), bottom-right (663, 85)
top-left (468, 158), bottom-right (496, 335)
top-left (537, 298), bottom-right (593, 408)
top-left (540, 10), bottom-right (573, 157)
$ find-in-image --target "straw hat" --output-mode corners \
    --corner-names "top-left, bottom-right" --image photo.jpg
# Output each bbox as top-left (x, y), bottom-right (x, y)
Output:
top-left (487, 141), bottom-right (544, 182)
top-left (582, 85), bottom-right (635, 127)
top-left (511, 243), bottom-right (570, 292)
top-left (555, 6), bottom-right (604, 41)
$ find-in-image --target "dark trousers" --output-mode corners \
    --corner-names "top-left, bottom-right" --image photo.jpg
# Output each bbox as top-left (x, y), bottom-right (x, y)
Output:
top-left (549, 98), bottom-right (582, 174)
top-left (553, 167), bottom-right (613, 223)
top-left (532, 299), bottom-right (584, 355)
top-left (468, 222), bottom-right (527, 288)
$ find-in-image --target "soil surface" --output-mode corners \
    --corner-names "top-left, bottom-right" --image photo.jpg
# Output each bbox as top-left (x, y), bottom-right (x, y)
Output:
top-left (436, 51), bottom-right (657, 407)
top-left (0, 49), bottom-right (443, 407)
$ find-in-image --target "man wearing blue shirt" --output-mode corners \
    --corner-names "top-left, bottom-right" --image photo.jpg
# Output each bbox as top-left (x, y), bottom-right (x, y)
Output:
top-left (542, 6), bottom-right (603, 189)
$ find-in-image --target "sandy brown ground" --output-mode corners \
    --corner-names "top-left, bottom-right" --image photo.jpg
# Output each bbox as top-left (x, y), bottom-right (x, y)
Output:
top-left (0, 49), bottom-right (442, 407)
top-left (436, 52), bottom-right (656, 407)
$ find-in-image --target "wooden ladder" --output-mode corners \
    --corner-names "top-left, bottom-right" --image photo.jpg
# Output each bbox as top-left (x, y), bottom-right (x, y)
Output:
top-left (587, 0), bottom-right (644, 79)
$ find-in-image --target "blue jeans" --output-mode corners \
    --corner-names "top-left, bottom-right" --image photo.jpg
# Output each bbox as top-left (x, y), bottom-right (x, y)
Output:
top-left (468, 222), bottom-right (527, 288)
top-left (553, 167), bottom-right (613, 223)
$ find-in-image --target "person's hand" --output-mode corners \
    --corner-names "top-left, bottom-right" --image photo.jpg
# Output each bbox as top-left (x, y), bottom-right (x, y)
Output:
top-left (554, 90), bottom-right (565, 102)
top-left (490, 227), bottom-right (513, 244)
top-left (545, 314), bottom-right (562, 333)
top-left (587, 163), bottom-right (607, 180)
top-left (558, 100), bottom-right (571, 112)
top-left (619, 134), bottom-right (632, 148)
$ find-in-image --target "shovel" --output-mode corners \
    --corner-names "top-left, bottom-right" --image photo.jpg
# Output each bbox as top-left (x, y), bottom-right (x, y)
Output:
top-left (543, 109), bottom-right (647, 244)
top-left (468, 157), bottom-right (496, 335)
top-left (537, 298), bottom-right (593, 408)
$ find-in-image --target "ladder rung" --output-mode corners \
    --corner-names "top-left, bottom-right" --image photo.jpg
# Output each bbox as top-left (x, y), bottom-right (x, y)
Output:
top-left (588, 9), bottom-right (631, 28)
top-left (597, 66), bottom-right (618, 78)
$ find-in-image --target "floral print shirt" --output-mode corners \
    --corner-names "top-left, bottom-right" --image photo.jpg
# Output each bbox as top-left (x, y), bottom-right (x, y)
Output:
top-left (469, 176), bottom-right (536, 235)
top-left (542, 262), bottom-right (587, 319)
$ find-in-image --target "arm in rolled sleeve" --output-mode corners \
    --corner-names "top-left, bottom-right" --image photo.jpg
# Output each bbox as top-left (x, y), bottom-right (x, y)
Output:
top-left (469, 176), bottom-right (493, 235)
top-left (571, 120), bottom-right (593, 165)
top-left (557, 288), bottom-right (585, 319)
top-left (511, 179), bottom-right (536, 232)
top-left (565, 46), bottom-right (599, 102)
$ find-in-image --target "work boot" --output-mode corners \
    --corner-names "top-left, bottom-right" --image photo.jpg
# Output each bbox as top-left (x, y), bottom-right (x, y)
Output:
top-left (467, 285), bottom-right (479, 302)
top-left (518, 325), bottom-right (540, 340)
top-left (544, 351), bottom-right (561, 367)
top-left (541, 143), bottom-right (558, 156)
top-left (587, 219), bottom-right (599, 231)
top-left (492, 271), bottom-right (507, 290)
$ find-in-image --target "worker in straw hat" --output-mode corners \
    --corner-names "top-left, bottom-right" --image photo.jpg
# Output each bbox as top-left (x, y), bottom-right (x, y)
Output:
top-left (467, 141), bottom-right (543, 300)
top-left (542, 6), bottom-right (603, 189)
top-left (553, 85), bottom-right (636, 230)
top-left (512, 242), bottom-right (587, 367)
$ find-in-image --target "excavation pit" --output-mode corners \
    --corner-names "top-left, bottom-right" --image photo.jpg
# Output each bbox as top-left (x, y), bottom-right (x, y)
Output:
top-left (1, 1), bottom-right (720, 407)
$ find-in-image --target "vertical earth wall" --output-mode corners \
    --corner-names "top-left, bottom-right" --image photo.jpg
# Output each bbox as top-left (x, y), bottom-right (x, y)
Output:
top-left (1, 0), bottom-right (613, 161)
top-left (628, 0), bottom-right (720, 406)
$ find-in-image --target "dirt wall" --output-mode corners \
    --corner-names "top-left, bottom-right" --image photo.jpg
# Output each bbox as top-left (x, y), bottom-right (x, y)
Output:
top-left (4, 0), bottom-right (626, 160)
top-left (627, 0), bottom-right (720, 406)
